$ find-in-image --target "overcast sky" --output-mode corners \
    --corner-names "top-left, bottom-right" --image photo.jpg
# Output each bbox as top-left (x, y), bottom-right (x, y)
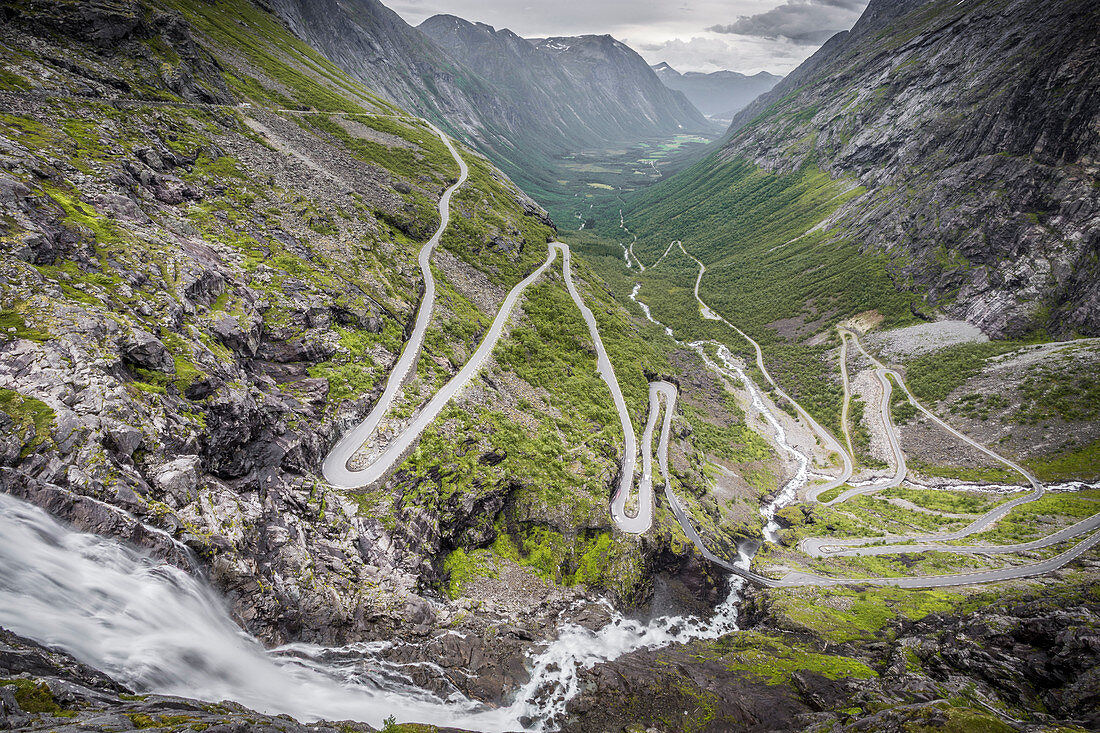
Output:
top-left (390, 0), bottom-right (870, 75)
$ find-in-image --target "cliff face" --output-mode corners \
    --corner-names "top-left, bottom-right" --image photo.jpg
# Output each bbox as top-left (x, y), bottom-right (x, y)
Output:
top-left (266, 1), bottom-right (714, 194)
top-left (418, 15), bottom-right (710, 148)
top-left (715, 0), bottom-right (1100, 337)
top-left (651, 63), bottom-right (782, 119)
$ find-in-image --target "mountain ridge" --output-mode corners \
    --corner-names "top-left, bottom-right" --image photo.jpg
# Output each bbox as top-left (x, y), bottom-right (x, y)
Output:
top-left (263, 0), bottom-right (713, 203)
top-left (651, 62), bottom-right (782, 119)
top-left (626, 0), bottom-right (1100, 339)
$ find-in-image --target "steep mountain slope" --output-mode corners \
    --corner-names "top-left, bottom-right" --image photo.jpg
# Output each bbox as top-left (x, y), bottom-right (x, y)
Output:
top-left (262, 0), bottom-right (503, 143)
top-left (262, 0), bottom-right (713, 202)
top-left (651, 63), bottom-right (781, 119)
top-left (0, 0), bottom-right (782, 704)
top-left (419, 16), bottom-right (709, 146)
top-left (620, 0), bottom-right (1100, 340)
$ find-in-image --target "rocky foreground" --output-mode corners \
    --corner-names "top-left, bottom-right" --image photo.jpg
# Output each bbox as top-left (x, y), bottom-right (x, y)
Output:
top-left (3, 571), bottom-right (1098, 733)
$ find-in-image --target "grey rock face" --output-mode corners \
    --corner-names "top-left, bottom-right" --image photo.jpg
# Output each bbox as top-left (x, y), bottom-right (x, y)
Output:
top-left (716, 0), bottom-right (1100, 337)
top-left (123, 330), bottom-right (175, 374)
top-left (421, 16), bottom-right (710, 147)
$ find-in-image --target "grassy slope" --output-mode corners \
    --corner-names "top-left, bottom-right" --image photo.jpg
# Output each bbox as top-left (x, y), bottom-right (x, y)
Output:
top-left (574, 152), bottom-right (917, 436)
top-left (0, 0), bottom-right (773, 601)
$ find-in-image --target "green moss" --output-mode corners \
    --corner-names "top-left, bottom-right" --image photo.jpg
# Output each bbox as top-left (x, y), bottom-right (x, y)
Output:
top-left (0, 388), bottom-right (55, 455)
top-left (763, 586), bottom-right (963, 643)
top-left (190, 153), bottom-right (246, 181)
top-left (0, 67), bottom-right (31, 91)
top-left (42, 182), bottom-right (127, 246)
top-left (0, 308), bottom-right (50, 342)
top-left (959, 490), bottom-right (1100, 544)
top-left (0, 679), bottom-right (74, 717)
top-left (697, 633), bottom-right (878, 683)
top-left (441, 547), bottom-right (498, 599)
top-left (904, 704), bottom-right (1015, 733)
top-left (301, 114), bottom-right (455, 186)
top-left (126, 713), bottom-right (158, 729)
top-left (572, 532), bottom-right (614, 586)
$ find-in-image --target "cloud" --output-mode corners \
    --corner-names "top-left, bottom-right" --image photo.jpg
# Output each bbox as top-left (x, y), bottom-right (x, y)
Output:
top-left (389, 0), bottom-right (867, 73)
top-left (709, 0), bottom-right (868, 45)
top-left (628, 34), bottom-right (805, 75)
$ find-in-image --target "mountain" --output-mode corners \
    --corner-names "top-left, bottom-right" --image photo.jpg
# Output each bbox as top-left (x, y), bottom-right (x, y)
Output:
top-left (651, 62), bottom-right (782, 119)
top-left (263, 0), bottom-right (713, 200)
top-left (622, 0), bottom-right (1100, 341)
top-left (0, 0), bottom-right (759, 709)
top-left (1, 1), bottom-right (1099, 733)
top-left (420, 16), bottom-right (709, 148)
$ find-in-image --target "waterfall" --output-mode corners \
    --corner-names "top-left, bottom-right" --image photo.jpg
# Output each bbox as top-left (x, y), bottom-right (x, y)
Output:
top-left (0, 492), bottom-right (746, 732)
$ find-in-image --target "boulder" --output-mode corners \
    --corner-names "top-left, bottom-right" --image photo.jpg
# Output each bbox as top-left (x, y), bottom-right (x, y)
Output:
top-left (122, 329), bottom-right (175, 374)
top-left (151, 455), bottom-right (202, 506)
top-left (211, 314), bottom-right (260, 356)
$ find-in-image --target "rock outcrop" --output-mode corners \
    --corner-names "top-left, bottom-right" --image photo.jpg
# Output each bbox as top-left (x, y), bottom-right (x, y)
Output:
top-left (716, 0), bottom-right (1100, 337)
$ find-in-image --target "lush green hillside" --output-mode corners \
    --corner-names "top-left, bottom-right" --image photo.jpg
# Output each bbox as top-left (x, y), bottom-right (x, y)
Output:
top-left (0, 0), bottom-right (782, 654)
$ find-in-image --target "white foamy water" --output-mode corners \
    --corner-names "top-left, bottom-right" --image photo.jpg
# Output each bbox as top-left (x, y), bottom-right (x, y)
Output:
top-left (629, 278), bottom-right (812, 543)
top-left (0, 492), bottom-right (746, 732)
top-left (708, 344), bottom-right (809, 542)
top-left (504, 577), bottom-right (744, 731)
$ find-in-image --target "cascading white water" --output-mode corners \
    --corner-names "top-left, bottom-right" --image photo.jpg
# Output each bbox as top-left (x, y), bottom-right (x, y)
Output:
top-left (0, 492), bottom-right (748, 732)
top-left (710, 345), bottom-right (809, 542)
top-left (630, 277), bottom-right (812, 543)
top-left (0, 492), bottom-right (517, 730)
top-left (501, 577), bottom-right (744, 731)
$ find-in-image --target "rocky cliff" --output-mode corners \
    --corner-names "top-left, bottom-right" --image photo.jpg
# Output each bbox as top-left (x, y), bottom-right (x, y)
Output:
top-left (263, 1), bottom-right (713, 201)
top-left (626, 0), bottom-right (1100, 339)
top-left (420, 16), bottom-right (710, 147)
top-left (651, 63), bottom-right (781, 120)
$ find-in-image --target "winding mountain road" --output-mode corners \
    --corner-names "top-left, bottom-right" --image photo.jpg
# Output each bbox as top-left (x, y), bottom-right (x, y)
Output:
top-left (637, 239), bottom-right (1100, 588)
top-left (323, 122), bottom-right (470, 489)
top-left (324, 129), bottom-right (1098, 589)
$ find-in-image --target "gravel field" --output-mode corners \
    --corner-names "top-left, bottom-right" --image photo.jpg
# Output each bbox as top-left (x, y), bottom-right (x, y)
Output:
top-left (870, 320), bottom-right (988, 359)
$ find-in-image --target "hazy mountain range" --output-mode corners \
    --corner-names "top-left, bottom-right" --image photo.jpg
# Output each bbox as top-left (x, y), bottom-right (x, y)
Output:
top-left (265, 0), bottom-right (713, 194)
top-left (650, 62), bottom-right (782, 119)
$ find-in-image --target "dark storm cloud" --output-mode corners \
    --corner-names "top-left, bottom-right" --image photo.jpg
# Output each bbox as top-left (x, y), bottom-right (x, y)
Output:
top-left (709, 0), bottom-right (868, 45)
